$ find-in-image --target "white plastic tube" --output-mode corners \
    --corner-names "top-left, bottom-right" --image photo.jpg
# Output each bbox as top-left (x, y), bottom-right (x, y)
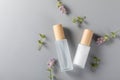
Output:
top-left (73, 44), bottom-right (90, 69)
top-left (73, 29), bottom-right (93, 69)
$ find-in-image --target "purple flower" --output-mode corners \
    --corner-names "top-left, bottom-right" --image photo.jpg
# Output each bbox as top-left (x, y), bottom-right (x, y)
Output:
top-left (96, 37), bottom-right (106, 45)
top-left (48, 58), bottom-right (56, 68)
top-left (59, 5), bottom-right (67, 14)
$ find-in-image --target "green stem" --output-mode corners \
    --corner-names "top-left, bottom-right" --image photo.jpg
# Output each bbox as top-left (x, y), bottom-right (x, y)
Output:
top-left (50, 70), bottom-right (52, 80)
top-left (38, 38), bottom-right (46, 50)
top-left (40, 38), bottom-right (45, 43)
top-left (49, 68), bottom-right (54, 80)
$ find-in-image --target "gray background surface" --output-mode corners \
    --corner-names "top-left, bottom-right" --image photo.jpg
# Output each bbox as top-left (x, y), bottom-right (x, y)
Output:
top-left (0, 0), bottom-right (120, 80)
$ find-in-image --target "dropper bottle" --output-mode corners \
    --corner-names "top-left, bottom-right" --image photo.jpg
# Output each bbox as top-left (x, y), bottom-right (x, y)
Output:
top-left (73, 29), bottom-right (93, 69)
top-left (53, 24), bottom-right (73, 72)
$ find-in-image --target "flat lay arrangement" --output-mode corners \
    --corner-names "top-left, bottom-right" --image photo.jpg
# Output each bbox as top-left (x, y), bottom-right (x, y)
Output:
top-left (1, 0), bottom-right (120, 80)
top-left (36, 1), bottom-right (120, 80)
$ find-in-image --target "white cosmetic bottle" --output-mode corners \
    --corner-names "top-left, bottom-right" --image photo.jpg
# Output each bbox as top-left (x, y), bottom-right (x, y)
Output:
top-left (73, 29), bottom-right (93, 69)
top-left (53, 24), bottom-right (73, 72)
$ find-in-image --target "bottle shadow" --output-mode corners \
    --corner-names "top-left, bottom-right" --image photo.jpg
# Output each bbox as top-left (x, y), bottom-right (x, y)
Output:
top-left (63, 27), bottom-right (85, 78)
top-left (76, 21), bottom-right (89, 29)
top-left (64, 5), bottom-right (71, 15)
top-left (64, 33), bottom-right (103, 78)
top-left (85, 41), bottom-right (103, 72)
top-left (66, 66), bottom-right (85, 78)
top-left (63, 27), bottom-right (76, 60)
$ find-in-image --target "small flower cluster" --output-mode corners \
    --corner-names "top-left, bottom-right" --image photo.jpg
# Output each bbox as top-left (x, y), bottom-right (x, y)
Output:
top-left (94, 30), bottom-right (120, 45)
top-left (90, 56), bottom-right (100, 72)
top-left (57, 0), bottom-right (67, 14)
top-left (48, 58), bottom-right (56, 69)
top-left (38, 34), bottom-right (46, 50)
top-left (47, 58), bottom-right (56, 80)
top-left (72, 16), bottom-right (86, 24)
top-left (96, 37), bottom-right (106, 45)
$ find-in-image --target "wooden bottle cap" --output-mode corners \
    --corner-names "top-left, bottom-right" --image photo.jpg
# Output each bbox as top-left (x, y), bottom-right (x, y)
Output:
top-left (53, 24), bottom-right (65, 40)
top-left (80, 29), bottom-right (93, 46)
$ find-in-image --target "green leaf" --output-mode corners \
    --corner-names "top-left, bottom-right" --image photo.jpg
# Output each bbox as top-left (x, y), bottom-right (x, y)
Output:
top-left (90, 56), bottom-right (100, 70)
top-left (91, 63), bottom-right (96, 67)
top-left (57, 1), bottom-right (62, 7)
top-left (110, 32), bottom-right (117, 38)
top-left (91, 63), bottom-right (98, 68)
top-left (72, 16), bottom-right (86, 24)
top-left (72, 18), bottom-right (77, 23)
top-left (78, 19), bottom-right (83, 22)
top-left (95, 63), bottom-right (98, 67)
top-left (47, 68), bottom-right (51, 71)
top-left (38, 40), bottom-right (44, 44)
top-left (93, 56), bottom-right (97, 61)
top-left (49, 76), bottom-right (52, 80)
top-left (77, 16), bottom-right (82, 20)
top-left (77, 17), bottom-right (85, 24)
top-left (39, 34), bottom-right (46, 38)
top-left (104, 34), bottom-right (110, 41)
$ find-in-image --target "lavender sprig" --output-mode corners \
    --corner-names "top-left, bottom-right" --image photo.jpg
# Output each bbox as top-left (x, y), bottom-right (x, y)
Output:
top-left (57, 0), bottom-right (67, 14)
top-left (38, 34), bottom-right (46, 50)
top-left (47, 58), bottom-right (56, 80)
top-left (72, 16), bottom-right (86, 24)
top-left (90, 56), bottom-right (100, 72)
top-left (94, 29), bottom-right (120, 45)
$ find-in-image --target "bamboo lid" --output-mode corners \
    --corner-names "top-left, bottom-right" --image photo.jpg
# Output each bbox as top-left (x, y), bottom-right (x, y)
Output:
top-left (53, 24), bottom-right (65, 40)
top-left (80, 29), bottom-right (93, 46)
